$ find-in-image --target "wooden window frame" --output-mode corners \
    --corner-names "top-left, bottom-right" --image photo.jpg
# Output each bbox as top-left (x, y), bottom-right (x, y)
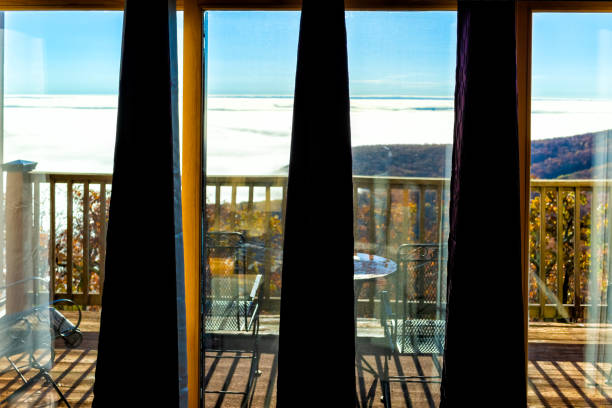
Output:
top-left (0, 1), bottom-right (609, 407)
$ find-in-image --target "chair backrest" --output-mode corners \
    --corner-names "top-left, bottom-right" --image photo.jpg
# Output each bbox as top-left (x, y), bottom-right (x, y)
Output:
top-left (204, 232), bottom-right (263, 333)
top-left (396, 243), bottom-right (447, 321)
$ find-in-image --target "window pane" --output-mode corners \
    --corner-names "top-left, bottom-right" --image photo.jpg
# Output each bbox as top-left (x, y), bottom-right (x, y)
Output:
top-left (529, 13), bottom-right (612, 407)
top-left (0, 11), bottom-right (123, 407)
top-left (347, 11), bottom-right (456, 407)
top-left (202, 11), bottom-right (299, 407)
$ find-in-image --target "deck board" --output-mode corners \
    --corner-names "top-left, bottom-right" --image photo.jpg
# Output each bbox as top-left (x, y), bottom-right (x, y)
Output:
top-left (1, 313), bottom-right (612, 406)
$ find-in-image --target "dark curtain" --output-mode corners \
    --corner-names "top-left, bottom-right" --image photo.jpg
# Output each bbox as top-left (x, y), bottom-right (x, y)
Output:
top-left (277, 0), bottom-right (356, 405)
top-left (440, 1), bottom-right (526, 406)
top-left (92, 1), bottom-right (188, 407)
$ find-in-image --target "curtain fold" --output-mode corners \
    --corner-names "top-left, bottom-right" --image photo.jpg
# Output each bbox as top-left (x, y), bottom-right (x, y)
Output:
top-left (440, 1), bottom-right (526, 406)
top-left (92, 1), bottom-right (188, 406)
top-left (277, 0), bottom-right (356, 405)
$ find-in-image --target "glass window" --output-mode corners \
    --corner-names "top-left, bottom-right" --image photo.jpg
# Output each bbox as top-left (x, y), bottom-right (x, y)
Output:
top-left (529, 12), bottom-right (612, 407)
top-left (0, 11), bottom-right (183, 407)
top-left (202, 11), bottom-right (299, 407)
top-left (347, 11), bottom-right (456, 407)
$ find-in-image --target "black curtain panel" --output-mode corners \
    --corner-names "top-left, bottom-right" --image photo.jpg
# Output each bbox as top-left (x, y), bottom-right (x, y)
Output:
top-left (276, 0), bottom-right (356, 405)
top-left (440, 1), bottom-right (526, 406)
top-left (92, 1), bottom-right (188, 407)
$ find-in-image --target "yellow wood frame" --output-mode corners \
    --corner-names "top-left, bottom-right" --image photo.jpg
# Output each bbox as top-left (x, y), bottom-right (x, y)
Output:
top-left (184, 1), bottom-right (612, 407)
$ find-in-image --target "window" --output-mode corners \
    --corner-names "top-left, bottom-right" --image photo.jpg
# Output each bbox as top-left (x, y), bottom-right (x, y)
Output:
top-left (528, 11), bottom-right (612, 407)
top-left (202, 11), bottom-right (299, 406)
top-left (346, 11), bottom-right (455, 407)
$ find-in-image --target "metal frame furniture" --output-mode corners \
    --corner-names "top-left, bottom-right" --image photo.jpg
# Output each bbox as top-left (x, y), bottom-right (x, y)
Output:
top-left (0, 277), bottom-right (82, 407)
top-left (377, 243), bottom-right (447, 407)
top-left (203, 231), bottom-right (263, 408)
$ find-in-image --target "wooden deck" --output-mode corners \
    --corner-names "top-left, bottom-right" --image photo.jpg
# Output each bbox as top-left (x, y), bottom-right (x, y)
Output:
top-left (1, 313), bottom-right (612, 407)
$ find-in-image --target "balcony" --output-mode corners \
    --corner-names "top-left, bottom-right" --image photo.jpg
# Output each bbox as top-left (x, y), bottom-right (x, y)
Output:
top-left (0, 172), bottom-right (611, 406)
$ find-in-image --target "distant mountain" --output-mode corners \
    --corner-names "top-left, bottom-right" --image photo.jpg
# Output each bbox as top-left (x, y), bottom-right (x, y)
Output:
top-left (531, 130), bottom-right (612, 179)
top-left (352, 144), bottom-right (451, 178)
top-left (276, 130), bottom-right (612, 179)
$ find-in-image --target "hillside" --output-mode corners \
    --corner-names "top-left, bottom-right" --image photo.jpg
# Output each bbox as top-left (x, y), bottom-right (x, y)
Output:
top-left (347, 130), bottom-right (612, 179)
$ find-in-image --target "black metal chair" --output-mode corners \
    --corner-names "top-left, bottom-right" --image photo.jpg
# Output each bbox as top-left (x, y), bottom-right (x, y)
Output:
top-left (203, 231), bottom-right (263, 408)
top-left (377, 243), bottom-right (447, 407)
top-left (0, 277), bottom-right (82, 407)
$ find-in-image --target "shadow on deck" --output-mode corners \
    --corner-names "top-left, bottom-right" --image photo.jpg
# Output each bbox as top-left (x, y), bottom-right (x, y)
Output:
top-left (1, 313), bottom-right (612, 407)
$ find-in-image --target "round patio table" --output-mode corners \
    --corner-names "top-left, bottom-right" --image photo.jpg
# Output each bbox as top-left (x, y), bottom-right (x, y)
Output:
top-left (353, 253), bottom-right (397, 281)
top-left (353, 253), bottom-right (397, 297)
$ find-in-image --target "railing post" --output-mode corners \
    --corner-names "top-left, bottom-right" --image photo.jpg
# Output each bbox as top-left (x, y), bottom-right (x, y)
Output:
top-left (3, 160), bottom-right (37, 314)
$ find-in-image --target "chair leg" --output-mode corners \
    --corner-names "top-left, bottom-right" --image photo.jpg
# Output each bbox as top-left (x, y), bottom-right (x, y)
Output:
top-left (6, 356), bottom-right (27, 383)
top-left (0, 369), bottom-right (71, 407)
top-left (380, 354), bottom-right (392, 408)
top-left (381, 378), bottom-right (391, 408)
top-left (42, 370), bottom-right (72, 408)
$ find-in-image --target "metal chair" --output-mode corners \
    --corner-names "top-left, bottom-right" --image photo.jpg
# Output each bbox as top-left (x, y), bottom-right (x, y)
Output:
top-left (377, 243), bottom-right (447, 407)
top-left (0, 277), bottom-right (82, 407)
top-left (203, 231), bottom-right (263, 408)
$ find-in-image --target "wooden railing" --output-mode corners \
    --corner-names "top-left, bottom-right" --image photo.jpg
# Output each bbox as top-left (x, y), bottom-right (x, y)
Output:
top-left (205, 175), bottom-right (448, 312)
top-left (11, 170), bottom-right (608, 320)
top-left (528, 179), bottom-right (612, 322)
top-left (29, 172), bottom-right (112, 306)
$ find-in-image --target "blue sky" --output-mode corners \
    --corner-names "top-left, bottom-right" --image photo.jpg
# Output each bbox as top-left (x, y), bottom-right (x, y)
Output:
top-left (206, 11), bottom-right (456, 97)
top-left (533, 13), bottom-right (612, 99)
top-left (5, 11), bottom-right (612, 98)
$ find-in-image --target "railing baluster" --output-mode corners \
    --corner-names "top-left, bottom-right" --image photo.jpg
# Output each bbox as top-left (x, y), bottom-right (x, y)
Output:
top-left (100, 182), bottom-right (107, 297)
top-left (436, 187), bottom-right (443, 243)
top-left (247, 184), bottom-right (254, 232)
top-left (418, 185), bottom-right (426, 243)
top-left (368, 181), bottom-right (376, 254)
top-left (281, 183), bottom-right (287, 231)
top-left (556, 187), bottom-right (563, 316)
top-left (49, 179), bottom-right (56, 300)
top-left (539, 186), bottom-right (546, 319)
top-left (402, 186), bottom-right (410, 245)
top-left (67, 181), bottom-right (73, 297)
top-left (33, 180), bottom-right (40, 304)
top-left (230, 184), bottom-right (237, 231)
top-left (574, 187), bottom-right (581, 321)
top-left (384, 183), bottom-right (392, 258)
top-left (263, 185), bottom-right (272, 307)
top-left (214, 183), bottom-right (221, 230)
top-left (353, 183), bottom-right (358, 241)
top-left (83, 182), bottom-right (90, 306)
